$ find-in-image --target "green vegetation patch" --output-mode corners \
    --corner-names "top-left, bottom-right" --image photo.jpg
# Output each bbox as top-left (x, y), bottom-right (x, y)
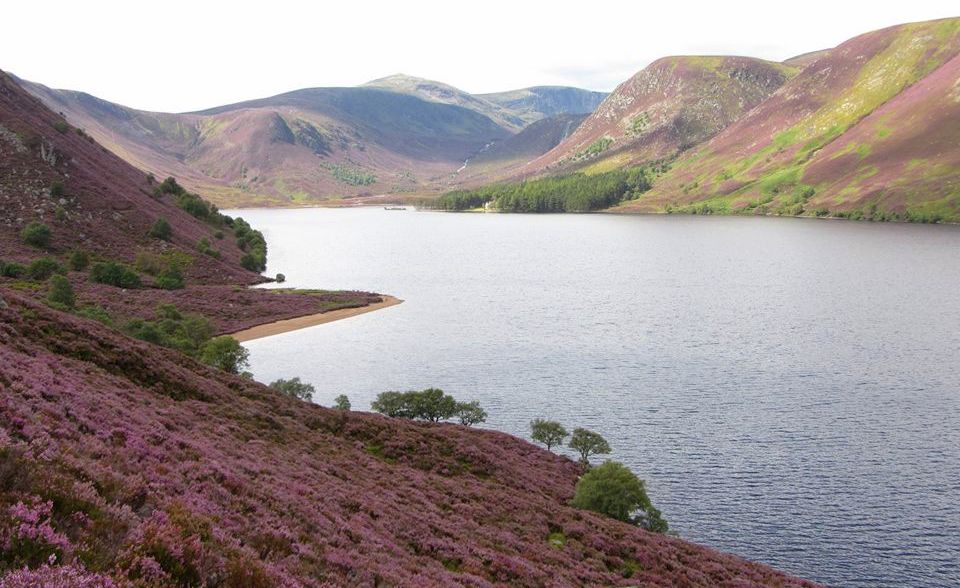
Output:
top-left (431, 166), bottom-right (654, 213)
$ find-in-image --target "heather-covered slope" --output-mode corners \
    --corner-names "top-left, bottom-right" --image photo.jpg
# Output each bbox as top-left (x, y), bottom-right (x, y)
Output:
top-left (0, 71), bottom-right (252, 285)
top-left (619, 18), bottom-right (960, 221)
top-left (0, 68), bottom-right (383, 333)
top-left (0, 290), bottom-right (820, 587)
top-left (19, 75), bottom-right (606, 207)
top-left (522, 56), bottom-right (796, 176)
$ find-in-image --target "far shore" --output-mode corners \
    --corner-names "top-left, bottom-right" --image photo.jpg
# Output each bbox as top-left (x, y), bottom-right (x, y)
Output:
top-left (229, 295), bottom-right (403, 342)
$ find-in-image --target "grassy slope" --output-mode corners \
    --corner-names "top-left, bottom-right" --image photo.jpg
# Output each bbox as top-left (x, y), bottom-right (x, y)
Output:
top-left (521, 56), bottom-right (797, 177)
top-left (0, 290), bottom-right (821, 587)
top-left (618, 18), bottom-right (960, 221)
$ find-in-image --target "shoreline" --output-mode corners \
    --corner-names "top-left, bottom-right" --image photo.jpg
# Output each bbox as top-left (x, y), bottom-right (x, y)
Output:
top-left (229, 295), bottom-right (403, 342)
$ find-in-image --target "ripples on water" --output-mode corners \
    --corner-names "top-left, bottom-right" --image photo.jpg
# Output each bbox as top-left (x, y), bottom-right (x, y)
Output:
top-left (227, 208), bottom-right (960, 587)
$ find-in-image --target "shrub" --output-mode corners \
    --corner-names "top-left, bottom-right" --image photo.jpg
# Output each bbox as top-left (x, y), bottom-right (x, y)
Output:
top-left (90, 261), bottom-right (141, 288)
top-left (334, 394), bottom-right (351, 410)
top-left (50, 181), bottom-right (65, 198)
top-left (47, 274), bottom-right (75, 309)
top-left (530, 419), bottom-right (569, 451)
top-left (21, 222), bottom-right (51, 248)
top-left (269, 377), bottom-right (315, 402)
top-left (124, 304), bottom-right (213, 357)
top-left (200, 336), bottom-right (250, 374)
top-left (27, 257), bottom-right (65, 281)
top-left (149, 218), bottom-right (172, 240)
top-left (68, 250), bottom-right (90, 271)
top-left (197, 238), bottom-right (220, 258)
top-left (155, 268), bottom-right (185, 290)
top-left (1, 261), bottom-right (26, 278)
top-left (571, 460), bottom-right (668, 533)
top-left (455, 401), bottom-right (487, 426)
top-left (76, 305), bottom-right (113, 326)
top-left (53, 120), bottom-right (69, 133)
top-left (569, 428), bottom-right (611, 465)
top-left (234, 218), bottom-right (267, 272)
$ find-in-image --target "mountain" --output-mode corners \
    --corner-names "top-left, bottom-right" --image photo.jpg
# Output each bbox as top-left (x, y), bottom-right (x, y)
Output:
top-left (616, 18), bottom-right (960, 221)
top-left (18, 76), bottom-right (606, 207)
top-left (479, 85), bottom-right (609, 126)
top-left (520, 56), bottom-right (797, 177)
top-left (365, 75), bottom-right (608, 130)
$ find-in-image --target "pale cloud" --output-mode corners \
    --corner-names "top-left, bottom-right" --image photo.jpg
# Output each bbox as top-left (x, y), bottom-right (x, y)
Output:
top-left (2, 0), bottom-right (957, 112)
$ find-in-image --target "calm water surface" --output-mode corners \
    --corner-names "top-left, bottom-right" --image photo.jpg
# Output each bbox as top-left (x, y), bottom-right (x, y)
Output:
top-left (227, 208), bottom-right (960, 588)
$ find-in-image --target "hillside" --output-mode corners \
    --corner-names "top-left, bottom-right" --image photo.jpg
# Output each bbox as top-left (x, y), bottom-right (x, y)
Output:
top-left (0, 68), bottom-right (381, 333)
top-left (18, 76), bottom-right (606, 207)
top-left (520, 56), bottom-right (797, 177)
top-left (478, 85), bottom-right (608, 126)
top-left (617, 18), bottom-right (960, 221)
top-left (454, 113), bottom-right (589, 184)
top-left (0, 289), bottom-right (820, 587)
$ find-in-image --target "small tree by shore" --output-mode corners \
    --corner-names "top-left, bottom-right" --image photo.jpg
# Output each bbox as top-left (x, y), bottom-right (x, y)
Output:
top-left (569, 428), bottom-right (611, 466)
top-left (530, 419), bottom-right (569, 451)
top-left (371, 388), bottom-right (485, 425)
top-left (269, 377), bottom-right (315, 402)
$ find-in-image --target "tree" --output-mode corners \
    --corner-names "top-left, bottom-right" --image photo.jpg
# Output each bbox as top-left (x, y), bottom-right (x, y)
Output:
top-left (333, 395), bottom-right (351, 410)
top-left (530, 419), bottom-right (568, 451)
top-left (47, 275), bottom-right (75, 309)
top-left (370, 388), bottom-right (467, 422)
top-left (571, 460), bottom-right (668, 533)
top-left (370, 391), bottom-right (413, 418)
top-left (455, 401), bottom-right (487, 426)
top-left (200, 336), bottom-right (249, 374)
top-left (569, 428), bottom-right (611, 465)
top-left (149, 218), bottom-right (172, 240)
top-left (269, 377), bottom-right (314, 402)
top-left (21, 222), bottom-right (51, 248)
top-left (411, 388), bottom-right (458, 422)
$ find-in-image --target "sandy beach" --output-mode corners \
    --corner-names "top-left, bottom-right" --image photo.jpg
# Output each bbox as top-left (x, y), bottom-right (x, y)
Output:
top-left (229, 295), bottom-right (402, 342)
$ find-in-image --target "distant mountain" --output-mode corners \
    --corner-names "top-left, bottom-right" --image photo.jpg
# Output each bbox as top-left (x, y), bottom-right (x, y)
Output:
top-left (479, 86), bottom-right (608, 126)
top-left (618, 17), bottom-right (960, 221)
top-left (521, 56), bottom-right (796, 177)
top-left (18, 75), bottom-right (606, 206)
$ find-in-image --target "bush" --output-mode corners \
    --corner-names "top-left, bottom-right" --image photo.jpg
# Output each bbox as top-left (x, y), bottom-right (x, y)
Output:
top-left (27, 257), bottom-right (65, 281)
top-left (50, 181), bottom-right (65, 198)
top-left (234, 218), bottom-right (267, 272)
top-left (53, 120), bottom-right (69, 133)
top-left (68, 250), bottom-right (89, 271)
top-left (155, 268), bottom-right (185, 290)
top-left (76, 305), bottom-right (113, 326)
top-left (47, 275), bottom-right (75, 309)
top-left (269, 377), bottom-right (315, 402)
top-left (569, 428), bottom-right (611, 465)
top-left (124, 304), bottom-right (213, 357)
top-left (200, 336), bottom-right (250, 374)
top-left (1, 261), bottom-right (26, 278)
top-left (530, 419), bottom-right (569, 451)
top-left (571, 461), bottom-right (668, 533)
top-left (197, 238), bottom-right (220, 258)
top-left (150, 218), bottom-right (172, 240)
top-left (21, 222), bottom-right (51, 248)
top-left (334, 394), bottom-right (351, 410)
top-left (90, 261), bottom-right (141, 288)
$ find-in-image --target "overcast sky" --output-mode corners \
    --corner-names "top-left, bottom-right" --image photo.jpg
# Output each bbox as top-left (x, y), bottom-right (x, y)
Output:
top-left (3, 1), bottom-right (957, 112)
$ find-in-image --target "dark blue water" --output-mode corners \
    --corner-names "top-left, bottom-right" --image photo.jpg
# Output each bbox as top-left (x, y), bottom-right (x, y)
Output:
top-left (228, 208), bottom-right (960, 587)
